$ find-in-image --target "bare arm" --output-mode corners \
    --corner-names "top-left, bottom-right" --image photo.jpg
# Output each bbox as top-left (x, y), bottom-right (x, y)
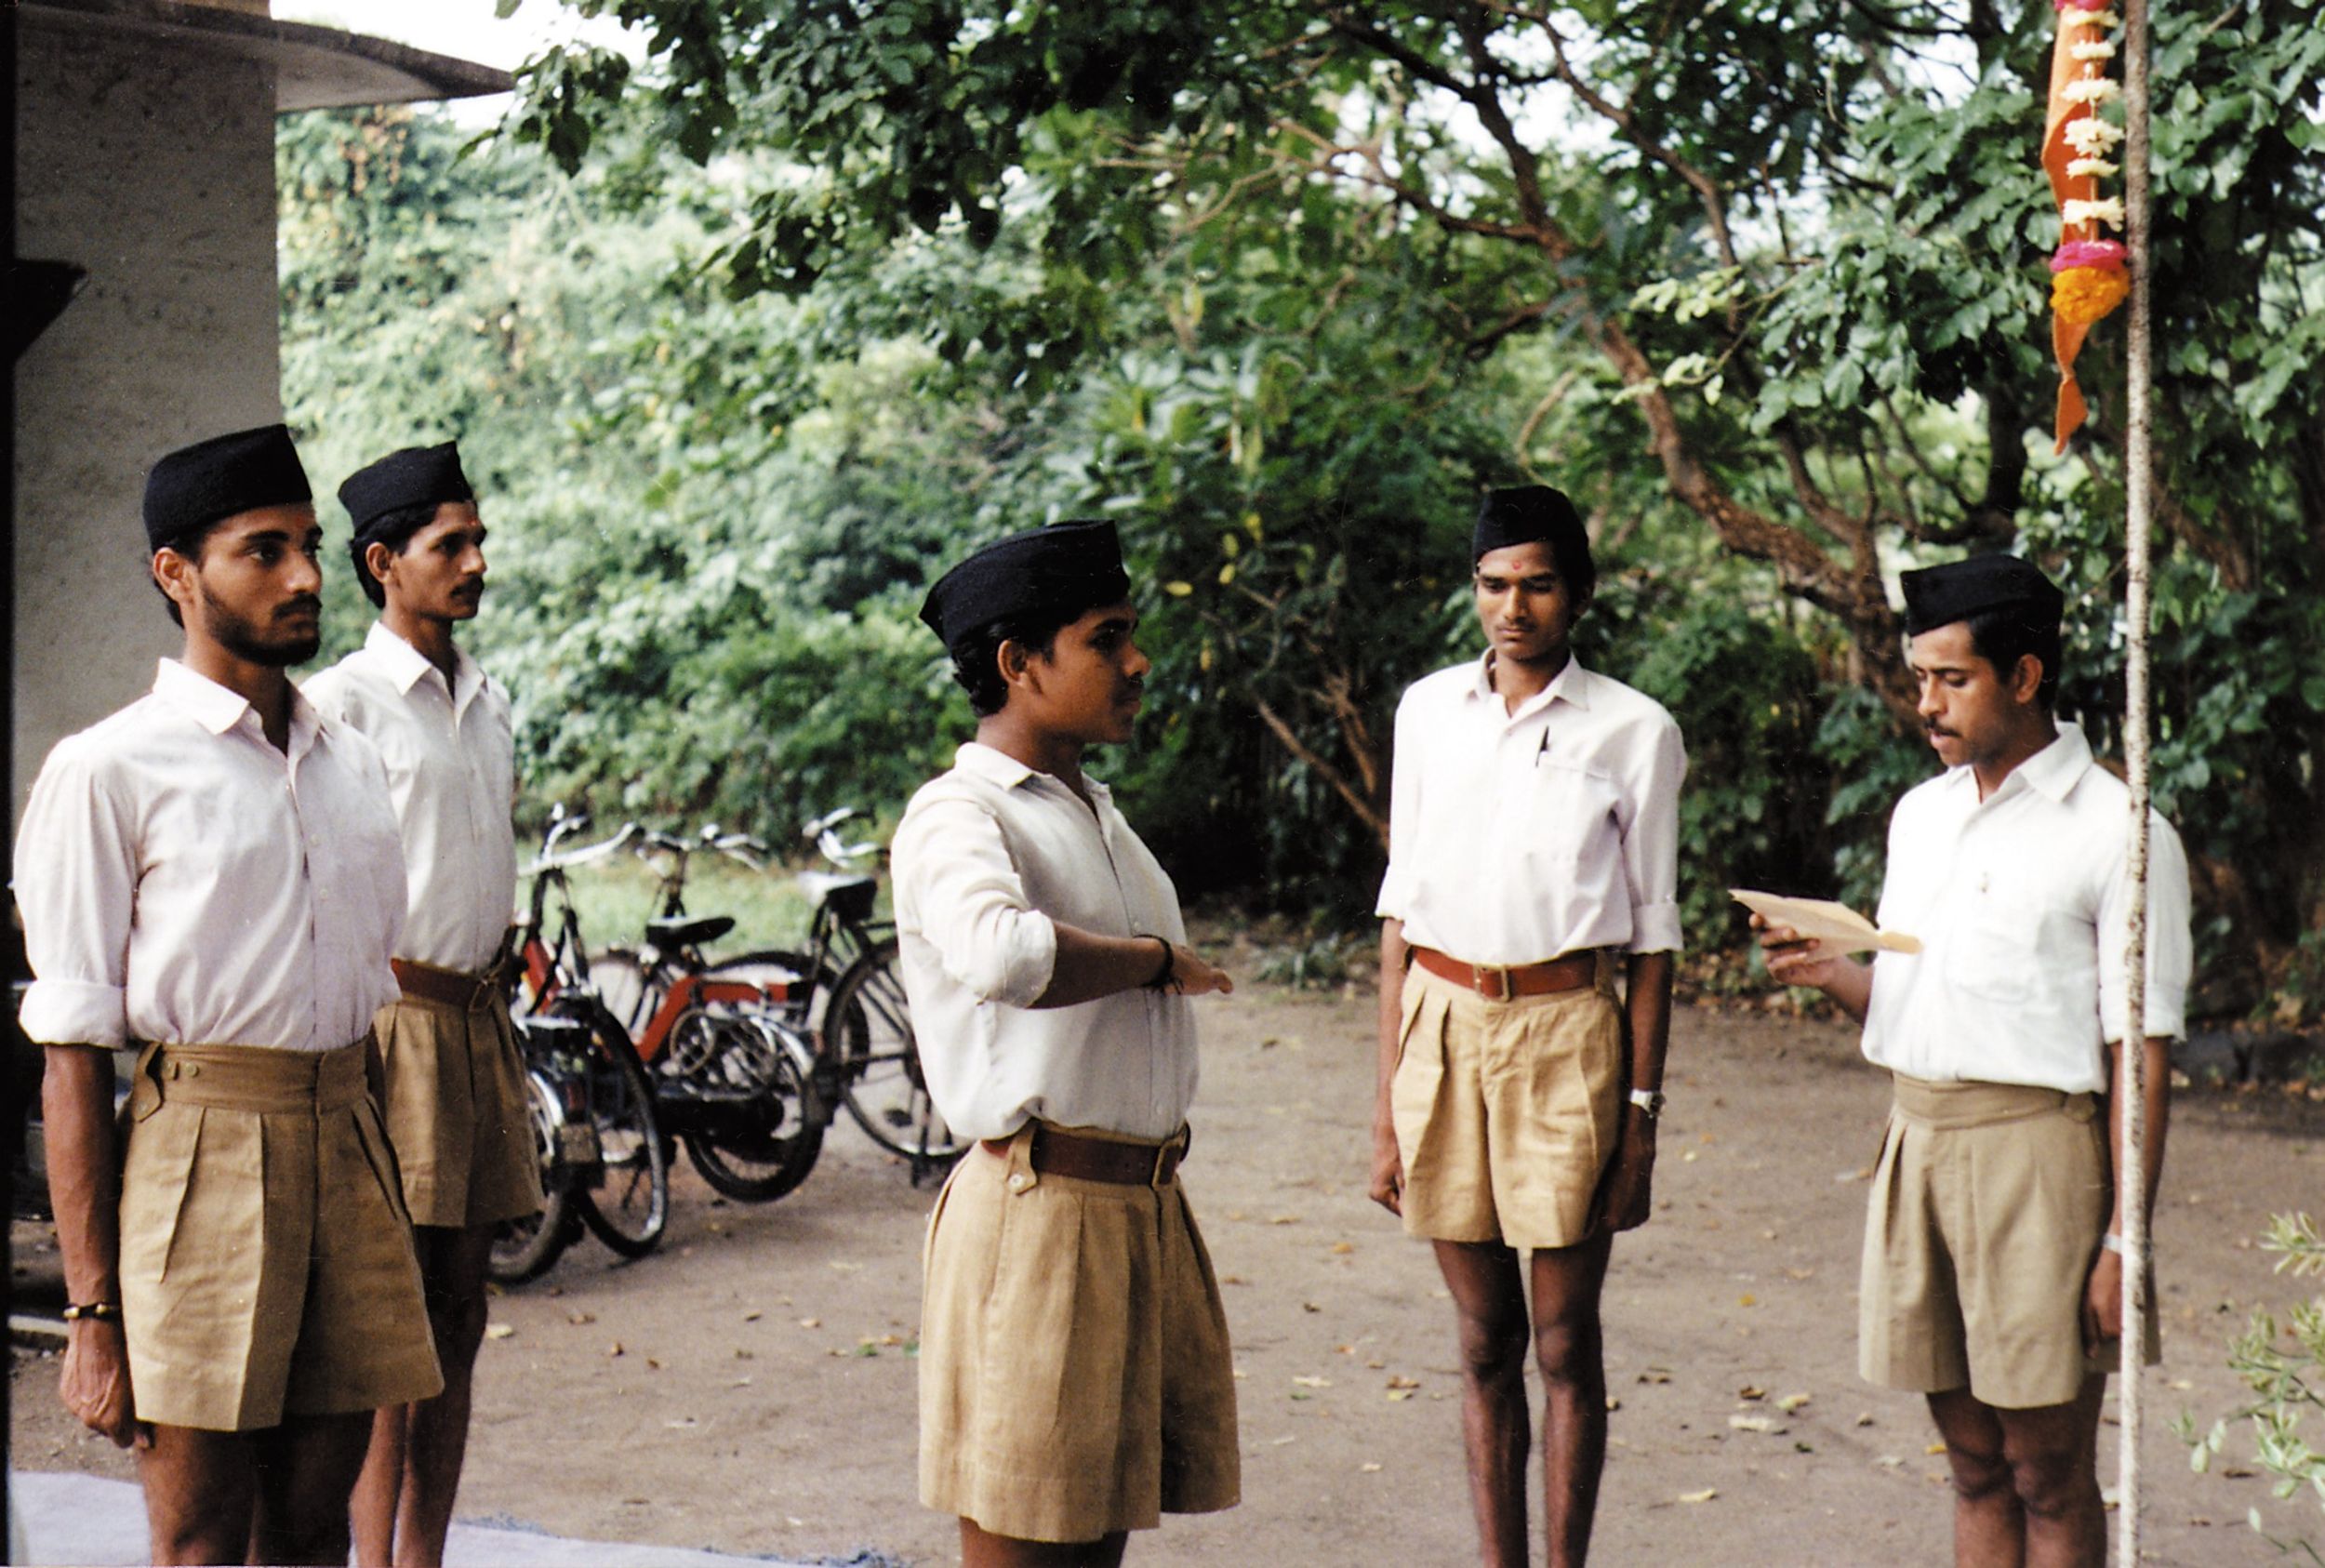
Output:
top-left (43, 1043), bottom-right (144, 1449)
top-left (1751, 915), bottom-right (1875, 1023)
top-left (1032, 925), bottom-right (1232, 1009)
top-left (1591, 950), bottom-right (1674, 1233)
top-left (1369, 918), bottom-right (1409, 1214)
top-left (2083, 1034), bottom-right (2172, 1347)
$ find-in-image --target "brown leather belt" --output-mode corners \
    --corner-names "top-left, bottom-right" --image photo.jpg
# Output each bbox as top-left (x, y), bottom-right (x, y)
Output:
top-left (392, 958), bottom-right (498, 1013)
top-left (1410, 945), bottom-right (1601, 1002)
top-left (981, 1123), bottom-right (1189, 1187)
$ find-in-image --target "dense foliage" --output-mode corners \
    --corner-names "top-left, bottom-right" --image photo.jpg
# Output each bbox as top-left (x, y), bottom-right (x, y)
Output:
top-left (281, 0), bottom-right (2324, 1004)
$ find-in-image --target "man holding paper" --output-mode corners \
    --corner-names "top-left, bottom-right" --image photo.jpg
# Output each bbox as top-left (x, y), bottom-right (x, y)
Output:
top-left (1757, 554), bottom-right (2189, 1568)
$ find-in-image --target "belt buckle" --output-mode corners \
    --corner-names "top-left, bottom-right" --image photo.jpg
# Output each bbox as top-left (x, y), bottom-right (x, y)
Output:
top-left (1471, 963), bottom-right (1512, 1003)
top-left (1150, 1134), bottom-right (1185, 1188)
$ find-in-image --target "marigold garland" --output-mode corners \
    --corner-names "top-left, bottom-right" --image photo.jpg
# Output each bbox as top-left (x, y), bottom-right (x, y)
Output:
top-left (2041, 0), bottom-right (2132, 450)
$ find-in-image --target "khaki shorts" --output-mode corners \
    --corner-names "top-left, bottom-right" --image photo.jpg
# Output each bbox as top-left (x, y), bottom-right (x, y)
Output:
top-left (919, 1123), bottom-right (1241, 1543)
top-left (1389, 957), bottom-right (1625, 1250)
top-left (1860, 1074), bottom-right (2160, 1411)
top-left (374, 977), bottom-right (544, 1229)
top-left (118, 1041), bottom-right (444, 1431)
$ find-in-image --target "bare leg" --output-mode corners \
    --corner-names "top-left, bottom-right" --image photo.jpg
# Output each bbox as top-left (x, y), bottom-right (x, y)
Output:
top-left (1530, 1232), bottom-right (1614, 1568)
top-left (140, 1427), bottom-right (261, 1565)
top-left (392, 1222), bottom-right (498, 1565)
top-left (1928, 1375), bottom-right (2106, 1568)
top-left (959, 1519), bottom-right (1129, 1567)
top-left (1928, 1388), bottom-right (2023, 1568)
top-left (351, 1403), bottom-right (407, 1565)
top-left (248, 1410), bottom-right (377, 1565)
top-left (1432, 1240), bottom-right (1533, 1568)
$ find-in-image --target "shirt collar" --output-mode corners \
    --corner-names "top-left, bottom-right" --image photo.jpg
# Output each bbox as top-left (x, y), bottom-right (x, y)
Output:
top-left (152, 658), bottom-right (324, 760)
top-left (1943, 719), bottom-right (2095, 807)
top-left (952, 741), bottom-right (1113, 804)
top-left (2013, 721), bottom-right (2094, 804)
top-left (365, 620), bottom-right (482, 710)
top-left (1468, 651), bottom-right (1592, 721)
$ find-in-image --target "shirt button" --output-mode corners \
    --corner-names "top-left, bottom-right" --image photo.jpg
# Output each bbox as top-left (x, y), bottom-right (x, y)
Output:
top-left (1006, 1173), bottom-right (1031, 1193)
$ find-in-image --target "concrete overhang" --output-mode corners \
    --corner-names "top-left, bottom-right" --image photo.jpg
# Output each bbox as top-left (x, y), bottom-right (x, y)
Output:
top-left (19, 0), bottom-right (515, 112)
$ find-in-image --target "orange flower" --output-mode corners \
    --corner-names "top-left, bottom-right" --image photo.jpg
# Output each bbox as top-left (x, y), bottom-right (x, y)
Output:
top-left (2052, 265), bottom-right (2129, 326)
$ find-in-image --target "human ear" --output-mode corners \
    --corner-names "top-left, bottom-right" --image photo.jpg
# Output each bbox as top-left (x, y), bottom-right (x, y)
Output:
top-left (364, 539), bottom-right (397, 594)
top-left (152, 547), bottom-right (197, 614)
top-left (2012, 653), bottom-right (2044, 706)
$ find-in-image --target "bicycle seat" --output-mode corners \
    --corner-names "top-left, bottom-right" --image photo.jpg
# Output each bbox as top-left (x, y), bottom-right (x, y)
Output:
top-left (646, 914), bottom-right (736, 948)
top-left (796, 873), bottom-right (877, 923)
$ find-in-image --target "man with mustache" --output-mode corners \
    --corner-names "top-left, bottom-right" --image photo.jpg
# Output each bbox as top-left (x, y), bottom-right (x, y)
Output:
top-left (1371, 485), bottom-right (1685, 1568)
top-left (1757, 554), bottom-right (2189, 1567)
top-left (894, 520), bottom-right (1242, 1566)
top-left (15, 424), bottom-right (441, 1564)
top-left (303, 442), bottom-right (538, 1568)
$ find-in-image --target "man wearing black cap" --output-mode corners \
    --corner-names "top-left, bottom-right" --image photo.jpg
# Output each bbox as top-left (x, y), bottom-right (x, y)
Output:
top-left (1758, 554), bottom-right (2189, 1566)
top-left (1371, 485), bottom-right (1685, 1567)
top-left (894, 520), bottom-right (1242, 1565)
top-left (14, 424), bottom-right (442, 1565)
top-left (303, 442), bottom-right (538, 1568)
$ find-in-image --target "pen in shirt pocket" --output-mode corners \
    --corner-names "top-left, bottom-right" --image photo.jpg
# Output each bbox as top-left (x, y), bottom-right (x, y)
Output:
top-left (1534, 729), bottom-right (1549, 767)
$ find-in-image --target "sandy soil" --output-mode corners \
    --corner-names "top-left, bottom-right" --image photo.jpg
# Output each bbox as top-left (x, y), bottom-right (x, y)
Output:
top-left (12, 976), bottom-right (2323, 1566)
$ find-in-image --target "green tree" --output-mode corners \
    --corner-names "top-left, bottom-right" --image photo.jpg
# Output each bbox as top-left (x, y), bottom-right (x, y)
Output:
top-left (509, 0), bottom-right (2325, 981)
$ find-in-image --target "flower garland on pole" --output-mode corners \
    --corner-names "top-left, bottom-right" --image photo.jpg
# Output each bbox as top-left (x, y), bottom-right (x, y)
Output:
top-left (2042, 0), bottom-right (2131, 451)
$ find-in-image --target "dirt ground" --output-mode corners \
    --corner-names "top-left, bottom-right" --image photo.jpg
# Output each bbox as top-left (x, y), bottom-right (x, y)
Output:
top-left (12, 973), bottom-right (2323, 1567)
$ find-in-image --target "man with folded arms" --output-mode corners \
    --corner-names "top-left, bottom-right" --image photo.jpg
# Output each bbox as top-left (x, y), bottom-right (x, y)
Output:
top-left (15, 424), bottom-right (441, 1565)
top-left (1372, 485), bottom-right (1685, 1568)
top-left (894, 519), bottom-right (1241, 1567)
top-left (1758, 554), bottom-right (2188, 1567)
top-left (304, 441), bottom-right (540, 1568)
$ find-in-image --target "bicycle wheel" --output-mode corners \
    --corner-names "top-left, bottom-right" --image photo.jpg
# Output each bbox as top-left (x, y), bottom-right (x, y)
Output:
top-left (588, 947), bottom-right (654, 1037)
top-left (681, 1014), bottom-right (827, 1203)
top-left (830, 937), bottom-right (967, 1164)
top-left (556, 1000), bottom-right (671, 1258)
top-left (488, 1068), bottom-right (578, 1284)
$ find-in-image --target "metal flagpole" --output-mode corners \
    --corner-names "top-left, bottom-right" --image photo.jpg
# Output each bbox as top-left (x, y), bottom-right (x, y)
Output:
top-left (2116, 0), bottom-right (2155, 1560)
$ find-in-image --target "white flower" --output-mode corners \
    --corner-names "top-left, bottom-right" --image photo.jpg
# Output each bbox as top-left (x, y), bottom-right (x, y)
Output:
top-left (2064, 117), bottom-right (2126, 154)
top-left (2071, 40), bottom-right (2118, 61)
top-left (2063, 197), bottom-right (2127, 229)
top-left (2062, 77), bottom-right (2121, 106)
top-left (2066, 157), bottom-right (2121, 179)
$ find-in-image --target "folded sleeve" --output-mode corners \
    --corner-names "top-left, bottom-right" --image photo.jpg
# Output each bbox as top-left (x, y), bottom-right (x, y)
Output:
top-left (2098, 809), bottom-right (2193, 1043)
top-left (1619, 711), bottom-right (1688, 954)
top-left (892, 793), bottom-right (1057, 1008)
top-left (13, 742), bottom-right (138, 1046)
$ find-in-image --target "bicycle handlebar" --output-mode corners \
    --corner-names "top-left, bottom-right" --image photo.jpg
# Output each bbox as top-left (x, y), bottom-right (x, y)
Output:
top-left (526, 820), bottom-right (637, 876)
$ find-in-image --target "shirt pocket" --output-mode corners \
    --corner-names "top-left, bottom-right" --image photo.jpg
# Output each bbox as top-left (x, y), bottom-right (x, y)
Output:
top-left (1522, 758), bottom-right (1623, 869)
top-left (1942, 888), bottom-right (2089, 1010)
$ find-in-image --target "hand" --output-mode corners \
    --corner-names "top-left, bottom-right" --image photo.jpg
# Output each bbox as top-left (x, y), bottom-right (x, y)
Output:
top-left (1589, 1116), bottom-right (1657, 1235)
top-left (60, 1319), bottom-right (147, 1450)
top-left (1750, 914), bottom-right (1846, 990)
top-left (1163, 943), bottom-right (1235, 997)
top-left (1369, 1122), bottom-right (1404, 1216)
top-left (2082, 1244), bottom-right (2125, 1352)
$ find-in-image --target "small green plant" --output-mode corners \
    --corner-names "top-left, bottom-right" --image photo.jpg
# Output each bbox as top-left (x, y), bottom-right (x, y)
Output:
top-left (2177, 1213), bottom-right (2325, 1562)
top-left (1253, 934), bottom-right (1360, 991)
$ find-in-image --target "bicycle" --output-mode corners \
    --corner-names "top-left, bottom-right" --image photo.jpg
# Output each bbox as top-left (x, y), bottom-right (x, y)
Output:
top-left (777, 809), bottom-right (967, 1184)
top-left (495, 807), bottom-right (671, 1279)
top-left (587, 825), bottom-right (827, 1203)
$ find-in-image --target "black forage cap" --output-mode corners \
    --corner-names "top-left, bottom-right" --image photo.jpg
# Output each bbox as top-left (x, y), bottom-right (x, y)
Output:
top-left (1900, 554), bottom-right (2065, 637)
top-left (142, 424), bottom-right (312, 551)
top-left (339, 442), bottom-right (475, 544)
top-left (1472, 484), bottom-right (1585, 562)
top-left (920, 520), bottom-right (1134, 653)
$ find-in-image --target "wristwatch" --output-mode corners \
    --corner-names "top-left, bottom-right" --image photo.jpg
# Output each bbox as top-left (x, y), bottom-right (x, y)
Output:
top-left (1627, 1087), bottom-right (1666, 1120)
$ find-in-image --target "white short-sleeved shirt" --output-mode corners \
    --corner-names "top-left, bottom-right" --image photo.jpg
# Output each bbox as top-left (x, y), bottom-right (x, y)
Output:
top-left (1863, 722), bottom-right (2192, 1093)
top-left (1375, 655), bottom-right (1687, 963)
top-left (892, 743), bottom-right (1199, 1143)
top-left (304, 623), bottom-right (519, 973)
top-left (14, 659), bottom-right (406, 1053)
